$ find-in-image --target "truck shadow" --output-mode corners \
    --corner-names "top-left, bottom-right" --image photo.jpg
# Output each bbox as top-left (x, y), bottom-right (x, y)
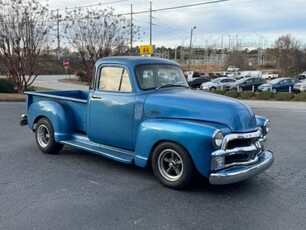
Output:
top-left (58, 146), bottom-right (270, 195)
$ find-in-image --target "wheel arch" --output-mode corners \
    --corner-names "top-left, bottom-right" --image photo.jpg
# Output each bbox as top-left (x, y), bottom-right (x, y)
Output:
top-left (134, 119), bottom-right (222, 177)
top-left (27, 101), bottom-right (75, 142)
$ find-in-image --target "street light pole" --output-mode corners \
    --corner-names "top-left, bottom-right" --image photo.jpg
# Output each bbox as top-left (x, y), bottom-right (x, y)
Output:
top-left (188, 26), bottom-right (196, 71)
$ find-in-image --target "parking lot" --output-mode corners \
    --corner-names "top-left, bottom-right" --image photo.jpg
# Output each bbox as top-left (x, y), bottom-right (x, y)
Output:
top-left (0, 102), bottom-right (305, 230)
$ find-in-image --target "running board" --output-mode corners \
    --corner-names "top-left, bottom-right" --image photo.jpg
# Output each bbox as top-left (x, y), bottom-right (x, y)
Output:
top-left (60, 135), bottom-right (134, 164)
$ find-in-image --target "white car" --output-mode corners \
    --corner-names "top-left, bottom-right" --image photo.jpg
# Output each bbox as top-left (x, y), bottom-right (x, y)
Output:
top-left (200, 77), bottom-right (236, 91)
top-left (227, 66), bottom-right (239, 72)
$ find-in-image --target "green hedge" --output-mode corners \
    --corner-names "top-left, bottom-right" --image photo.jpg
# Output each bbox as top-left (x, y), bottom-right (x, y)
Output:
top-left (225, 90), bottom-right (239, 98)
top-left (274, 92), bottom-right (294, 101)
top-left (239, 92), bottom-right (255, 99)
top-left (213, 90), bottom-right (226, 95)
top-left (255, 91), bottom-right (274, 100)
top-left (293, 93), bottom-right (306, 101)
top-left (0, 79), bottom-right (16, 93)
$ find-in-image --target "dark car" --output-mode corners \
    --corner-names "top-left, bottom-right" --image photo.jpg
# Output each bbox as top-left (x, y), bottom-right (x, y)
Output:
top-left (258, 78), bottom-right (300, 93)
top-left (227, 77), bottom-right (264, 91)
top-left (188, 77), bottom-right (210, 89)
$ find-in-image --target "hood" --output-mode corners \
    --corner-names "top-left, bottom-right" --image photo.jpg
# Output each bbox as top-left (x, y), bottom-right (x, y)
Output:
top-left (144, 89), bottom-right (257, 132)
top-left (259, 83), bottom-right (271, 87)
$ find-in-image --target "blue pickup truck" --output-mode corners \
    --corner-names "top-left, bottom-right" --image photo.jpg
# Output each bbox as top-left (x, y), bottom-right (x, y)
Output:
top-left (21, 56), bottom-right (274, 189)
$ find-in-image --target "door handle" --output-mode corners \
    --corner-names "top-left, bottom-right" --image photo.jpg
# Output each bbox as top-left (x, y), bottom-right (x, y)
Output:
top-left (91, 96), bottom-right (102, 100)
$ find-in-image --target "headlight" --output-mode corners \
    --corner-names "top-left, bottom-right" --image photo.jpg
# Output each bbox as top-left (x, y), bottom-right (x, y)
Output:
top-left (264, 120), bottom-right (271, 134)
top-left (212, 130), bottom-right (224, 148)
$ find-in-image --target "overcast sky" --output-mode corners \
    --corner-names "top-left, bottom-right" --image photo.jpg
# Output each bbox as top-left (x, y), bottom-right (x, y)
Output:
top-left (48, 0), bottom-right (306, 48)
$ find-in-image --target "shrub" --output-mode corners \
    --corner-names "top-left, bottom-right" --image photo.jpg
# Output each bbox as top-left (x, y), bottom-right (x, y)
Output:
top-left (293, 93), bottom-right (306, 101)
top-left (274, 92), bottom-right (294, 101)
top-left (239, 91), bottom-right (254, 99)
top-left (26, 86), bottom-right (36, 91)
top-left (0, 78), bottom-right (16, 93)
top-left (212, 90), bottom-right (226, 95)
top-left (255, 91), bottom-right (274, 100)
top-left (75, 70), bottom-right (88, 82)
top-left (225, 90), bottom-right (239, 98)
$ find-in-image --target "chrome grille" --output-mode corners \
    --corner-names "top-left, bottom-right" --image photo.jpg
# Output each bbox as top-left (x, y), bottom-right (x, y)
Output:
top-left (211, 129), bottom-right (266, 171)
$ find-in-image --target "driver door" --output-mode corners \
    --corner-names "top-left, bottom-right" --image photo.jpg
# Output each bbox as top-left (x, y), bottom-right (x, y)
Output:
top-left (88, 66), bottom-right (135, 150)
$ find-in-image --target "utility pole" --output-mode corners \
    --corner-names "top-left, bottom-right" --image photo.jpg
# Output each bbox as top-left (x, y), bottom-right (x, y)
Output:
top-left (188, 26), bottom-right (196, 71)
top-left (221, 34), bottom-right (224, 68)
top-left (150, 2), bottom-right (152, 45)
top-left (130, 4), bottom-right (133, 56)
top-left (57, 9), bottom-right (60, 60)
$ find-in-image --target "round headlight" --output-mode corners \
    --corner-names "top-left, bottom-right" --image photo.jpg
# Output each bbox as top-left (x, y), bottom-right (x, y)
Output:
top-left (212, 130), bottom-right (224, 148)
top-left (264, 120), bottom-right (271, 134)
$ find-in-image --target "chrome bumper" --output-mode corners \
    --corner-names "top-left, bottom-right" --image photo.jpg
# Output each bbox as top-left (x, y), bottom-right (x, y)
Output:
top-left (209, 150), bottom-right (274, 185)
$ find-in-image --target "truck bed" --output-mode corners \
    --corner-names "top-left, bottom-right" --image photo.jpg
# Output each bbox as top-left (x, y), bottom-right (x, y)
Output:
top-left (25, 90), bottom-right (89, 103)
top-left (25, 90), bottom-right (89, 133)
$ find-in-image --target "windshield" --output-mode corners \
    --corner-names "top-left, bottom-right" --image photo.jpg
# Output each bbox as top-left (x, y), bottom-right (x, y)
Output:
top-left (236, 78), bottom-right (246, 84)
top-left (268, 79), bottom-right (281, 84)
top-left (211, 78), bottom-right (222, 83)
top-left (135, 64), bottom-right (188, 90)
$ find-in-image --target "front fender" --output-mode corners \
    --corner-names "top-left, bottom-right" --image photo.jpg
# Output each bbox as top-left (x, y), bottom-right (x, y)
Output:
top-left (27, 101), bottom-right (75, 142)
top-left (134, 119), bottom-right (230, 177)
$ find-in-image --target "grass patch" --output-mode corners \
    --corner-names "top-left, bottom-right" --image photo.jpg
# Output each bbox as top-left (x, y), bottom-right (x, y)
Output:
top-left (293, 92), bottom-right (306, 101)
top-left (256, 91), bottom-right (274, 100)
top-left (212, 90), bottom-right (226, 95)
top-left (239, 91), bottom-right (255, 99)
top-left (274, 92), bottom-right (294, 101)
top-left (0, 93), bottom-right (26, 102)
top-left (225, 90), bottom-right (239, 98)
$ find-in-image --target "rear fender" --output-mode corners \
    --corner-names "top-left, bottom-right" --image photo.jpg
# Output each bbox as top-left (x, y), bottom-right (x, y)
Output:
top-left (27, 101), bottom-right (75, 142)
top-left (134, 119), bottom-right (226, 177)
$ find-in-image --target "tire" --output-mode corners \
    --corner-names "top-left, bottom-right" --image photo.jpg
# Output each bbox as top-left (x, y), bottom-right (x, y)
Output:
top-left (272, 88), bottom-right (277, 93)
top-left (35, 118), bottom-right (63, 154)
top-left (210, 87), bottom-right (216, 91)
top-left (151, 142), bottom-right (194, 189)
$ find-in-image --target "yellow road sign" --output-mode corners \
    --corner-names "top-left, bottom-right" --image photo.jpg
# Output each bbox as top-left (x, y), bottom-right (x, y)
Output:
top-left (140, 45), bottom-right (154, 55)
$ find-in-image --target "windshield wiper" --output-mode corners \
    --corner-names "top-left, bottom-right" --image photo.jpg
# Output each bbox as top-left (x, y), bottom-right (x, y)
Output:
top-left (155, 84), bottom-right (189, 90)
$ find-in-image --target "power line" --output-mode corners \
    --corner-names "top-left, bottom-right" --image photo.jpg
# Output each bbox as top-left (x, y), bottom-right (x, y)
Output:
top-left (53, 0), bottom-right (129, 11)
top-left (120, 0), bottom-right (229, 16)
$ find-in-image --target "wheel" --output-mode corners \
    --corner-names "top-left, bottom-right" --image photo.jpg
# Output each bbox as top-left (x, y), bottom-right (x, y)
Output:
top-left (210, 87), bottom-right (216, 91)
top-left (151, 142), bottom-right (194, 189)
top-left (272, 88), bottom-right (277, 93)
top-left (35, 118), bottom-right (63, 154)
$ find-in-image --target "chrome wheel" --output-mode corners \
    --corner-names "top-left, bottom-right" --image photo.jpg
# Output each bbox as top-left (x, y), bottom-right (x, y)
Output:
top-left (152, 142), bottom-right (193, 189)
top-left (35, 118), bottom-right (63, 154)
top-left (158, 149), bottom-right (184, 182)
top-left (37, 124), bottom-right (50, 148)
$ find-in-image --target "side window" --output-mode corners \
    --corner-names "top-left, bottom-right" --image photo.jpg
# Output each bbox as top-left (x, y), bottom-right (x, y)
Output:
top-left (98, 66), bottom-right (132, 92)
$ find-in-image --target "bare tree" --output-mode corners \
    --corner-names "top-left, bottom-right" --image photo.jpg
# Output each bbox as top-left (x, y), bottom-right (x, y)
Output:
top-left (274, 34), bottom-right (304, 76)
top-left (0, 0), bottom-right (51, 93)
top-left (63, 7), bottom-right (140, 81)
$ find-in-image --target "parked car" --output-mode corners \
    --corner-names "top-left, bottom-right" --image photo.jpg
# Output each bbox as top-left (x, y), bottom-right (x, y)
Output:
top-left (262, 72), bottom-right (278, 80)
top-left (298, 73), bottom-right (306, 80)
top-left (227, 66), bottom-right (239, 72)
top-left (188, 77), bottom-right (210, 89)
top-left (293, 80), bottom-right (306, 93)
top-left (227, 77), bottom-right (264, 91)
top-left (184, 71), bottom-right (204, 80)
top-left (200, 77), bottom-right (236, 91)
top-left (258, 77), bottom-right (300, 93)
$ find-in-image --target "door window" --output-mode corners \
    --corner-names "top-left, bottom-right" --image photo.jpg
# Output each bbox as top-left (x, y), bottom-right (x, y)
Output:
top-left (98, 66), bottom-right (132, 92)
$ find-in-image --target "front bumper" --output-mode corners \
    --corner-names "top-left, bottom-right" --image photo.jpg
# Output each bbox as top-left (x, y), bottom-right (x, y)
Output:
top-left (209, 150), bottom-right (274, 185)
